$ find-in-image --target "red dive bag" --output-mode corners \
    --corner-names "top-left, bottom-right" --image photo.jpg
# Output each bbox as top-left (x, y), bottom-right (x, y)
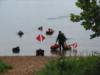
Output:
top-left (50, 43), bottom-right (60, 49)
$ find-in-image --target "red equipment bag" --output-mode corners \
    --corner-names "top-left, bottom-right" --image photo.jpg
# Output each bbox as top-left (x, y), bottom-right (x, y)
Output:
top-left (50, 43), bottom-right (60, 49)
top-left (64, 42), bottom-right (68, 49)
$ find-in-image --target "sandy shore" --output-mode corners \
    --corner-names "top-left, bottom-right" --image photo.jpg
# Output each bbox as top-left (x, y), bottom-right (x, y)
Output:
top-left (0, 56), bottom-right (57, 75)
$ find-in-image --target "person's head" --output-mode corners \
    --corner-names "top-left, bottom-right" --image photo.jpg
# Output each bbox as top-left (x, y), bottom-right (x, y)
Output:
top-left (59, 31), bottom-right (62, 34)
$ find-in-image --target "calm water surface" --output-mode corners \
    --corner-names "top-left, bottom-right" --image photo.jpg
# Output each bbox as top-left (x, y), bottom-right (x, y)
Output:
top-left (0, 0), bottom-right (100, 56)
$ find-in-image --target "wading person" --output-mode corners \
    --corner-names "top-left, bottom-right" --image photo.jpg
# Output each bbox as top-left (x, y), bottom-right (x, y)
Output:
top-left (56, 31), bottom-right (67, 55)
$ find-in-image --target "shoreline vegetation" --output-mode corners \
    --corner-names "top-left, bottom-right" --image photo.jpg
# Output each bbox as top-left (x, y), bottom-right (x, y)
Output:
top-left (0, 59), bottom-right (12, 73)
top-left (37, 56), bottom-right (100, 75)
top-left (0, 56), bottom-right (100, 75)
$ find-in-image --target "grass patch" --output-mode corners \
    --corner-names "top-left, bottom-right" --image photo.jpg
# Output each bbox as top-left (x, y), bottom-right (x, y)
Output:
top-left (37, 56), bottom-right (100, 75)
top-left (0, 60), bottom-right (12, 73)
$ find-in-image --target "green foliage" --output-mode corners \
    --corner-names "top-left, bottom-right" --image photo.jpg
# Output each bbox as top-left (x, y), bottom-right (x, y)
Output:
top-left (0, 60), bottom-right (12, 73)
top-left (70, 0), bottom-right (100, 39)
top-left (37, 56), bottom-right (100, 75)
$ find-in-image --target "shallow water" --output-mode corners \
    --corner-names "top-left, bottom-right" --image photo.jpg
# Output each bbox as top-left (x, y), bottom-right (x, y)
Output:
top-left (0, 0), bottom-right (100, 56)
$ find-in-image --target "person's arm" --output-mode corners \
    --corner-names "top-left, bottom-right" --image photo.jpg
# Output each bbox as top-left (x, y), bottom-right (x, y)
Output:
top-left (63, 34), bottom-right (67, 41)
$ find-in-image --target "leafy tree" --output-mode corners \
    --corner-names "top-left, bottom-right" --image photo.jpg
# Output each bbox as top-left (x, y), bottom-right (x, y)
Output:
top-left (70, 0), bottom-right (100, 39)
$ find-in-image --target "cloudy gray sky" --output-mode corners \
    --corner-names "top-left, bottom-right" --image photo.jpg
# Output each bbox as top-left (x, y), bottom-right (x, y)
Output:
top-left (0, 0), bottom-right (100, 55)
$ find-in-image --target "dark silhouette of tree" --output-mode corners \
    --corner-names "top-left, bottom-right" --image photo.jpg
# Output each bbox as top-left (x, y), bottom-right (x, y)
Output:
top-left (70, 0), bottom-right (100, 39)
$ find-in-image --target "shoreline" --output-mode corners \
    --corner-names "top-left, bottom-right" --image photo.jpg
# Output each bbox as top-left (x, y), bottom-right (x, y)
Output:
top-left (0, 56), bottom-right (100, 75)
top-left (0, 56), bottom-right (58, 75)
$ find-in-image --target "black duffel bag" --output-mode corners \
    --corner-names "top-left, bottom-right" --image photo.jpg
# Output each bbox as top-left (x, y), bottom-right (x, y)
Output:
top-left (12, 46), bottom-right (20, 54)
top-left (36, 49), bottom-right (44, 56)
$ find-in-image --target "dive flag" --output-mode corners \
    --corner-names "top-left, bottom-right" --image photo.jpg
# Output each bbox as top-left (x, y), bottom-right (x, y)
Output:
top-left (72, 42), bottom-right (78, 48)
top-left (36, 34), bottom-right (45, 42)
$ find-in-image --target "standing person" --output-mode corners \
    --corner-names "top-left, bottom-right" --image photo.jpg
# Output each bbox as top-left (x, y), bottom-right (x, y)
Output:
top-left (56, 31), bottom-right (67, 55)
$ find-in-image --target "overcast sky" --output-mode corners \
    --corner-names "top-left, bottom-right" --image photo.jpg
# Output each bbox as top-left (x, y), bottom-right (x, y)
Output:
top-left (0, 0), bottom-right (100, 55)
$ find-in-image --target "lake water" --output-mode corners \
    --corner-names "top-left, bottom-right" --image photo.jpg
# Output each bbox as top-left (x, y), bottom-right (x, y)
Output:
top-left (0, 0), bottom-right (100, 56)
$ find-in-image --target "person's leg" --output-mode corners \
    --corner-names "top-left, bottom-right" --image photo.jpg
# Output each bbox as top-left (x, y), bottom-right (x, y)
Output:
top-left (62, 43), bottom-right (65, 50)
top-left (59, 43), bottom-right (62, 55)
top-left (62, 43), bottom-right (66, 56)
